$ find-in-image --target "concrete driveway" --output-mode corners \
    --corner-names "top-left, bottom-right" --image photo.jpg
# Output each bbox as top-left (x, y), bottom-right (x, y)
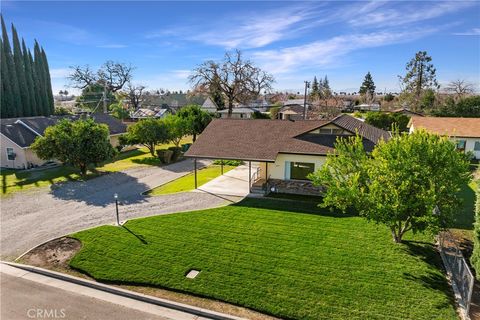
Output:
top-left (196, 164), bottom-right (258, 197)
top-left (0, 159), bottom-right (241, 260)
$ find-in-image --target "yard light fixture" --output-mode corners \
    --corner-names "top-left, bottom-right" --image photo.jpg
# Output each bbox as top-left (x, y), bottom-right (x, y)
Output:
top-left (114, 193), bottom-right (120, 226)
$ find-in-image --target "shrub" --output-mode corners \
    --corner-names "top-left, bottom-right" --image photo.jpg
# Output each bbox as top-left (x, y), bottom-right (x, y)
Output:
top-left (472, 182), bottom-right (480, 279)
top-left (213, 159), bottom-right (242, 166)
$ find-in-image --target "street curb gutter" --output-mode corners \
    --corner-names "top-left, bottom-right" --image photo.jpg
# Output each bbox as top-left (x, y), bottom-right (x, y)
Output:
top-left (2, 261), bottom-right (246, 320)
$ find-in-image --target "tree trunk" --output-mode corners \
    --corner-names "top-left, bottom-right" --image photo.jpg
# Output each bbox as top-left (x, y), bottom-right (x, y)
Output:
top-left (391, 228), bottom-right (402, 243)
top-left (227, 98), bottom-right (233, 118)
top-left (79, 164), bottom-right (87, 178)
top-left (193, 133), bottom-right (197, 142)
top-left (149, 143), bottom-right (155, 157)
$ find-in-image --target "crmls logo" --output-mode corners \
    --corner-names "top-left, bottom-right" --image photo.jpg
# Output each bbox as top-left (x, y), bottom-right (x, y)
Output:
top-left (27, 309), bottom-right (66, 319)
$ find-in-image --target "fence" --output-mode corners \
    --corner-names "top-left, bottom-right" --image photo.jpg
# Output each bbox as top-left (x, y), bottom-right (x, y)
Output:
top-left (438, 230), bottom-right (475, 318)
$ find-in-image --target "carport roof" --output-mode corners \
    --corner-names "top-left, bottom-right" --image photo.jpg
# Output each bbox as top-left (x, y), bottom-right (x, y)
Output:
top-left (185, 114), bottom-right (390, 161)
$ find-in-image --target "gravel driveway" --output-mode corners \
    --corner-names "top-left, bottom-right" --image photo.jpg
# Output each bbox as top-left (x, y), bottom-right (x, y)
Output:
top-left (0, 159), bottom-right (241, 260)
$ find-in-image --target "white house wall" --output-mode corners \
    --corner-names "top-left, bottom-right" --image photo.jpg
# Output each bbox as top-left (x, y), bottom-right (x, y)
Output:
top-left (267, 153), bottom-right (327, 180)
top-left (0, 134), bottom-right (28, 169)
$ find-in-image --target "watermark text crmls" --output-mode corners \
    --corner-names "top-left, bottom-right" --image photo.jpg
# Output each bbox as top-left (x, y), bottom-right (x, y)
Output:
top-left (27, 308), bottom-right (66, 319)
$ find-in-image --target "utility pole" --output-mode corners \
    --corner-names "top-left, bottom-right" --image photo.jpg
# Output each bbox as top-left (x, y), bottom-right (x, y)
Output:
top-left (303, 81), bottom-right (310, 120)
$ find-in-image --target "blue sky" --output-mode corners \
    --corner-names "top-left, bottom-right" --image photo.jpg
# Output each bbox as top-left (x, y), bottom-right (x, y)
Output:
top-left (3, 1), bottom-right (480, 94)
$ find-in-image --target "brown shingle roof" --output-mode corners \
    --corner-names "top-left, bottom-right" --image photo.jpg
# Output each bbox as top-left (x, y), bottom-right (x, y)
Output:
top-left (185, 114), bottom-right (389, 161)
top-left (409, 117), bottom-right (480, 138)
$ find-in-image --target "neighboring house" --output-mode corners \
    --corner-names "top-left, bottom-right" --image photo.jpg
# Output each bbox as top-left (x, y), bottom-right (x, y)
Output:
top-left (130, 107), bottom-right (170, 120)
top-left (141, 93), bottom-right (206, 113)
top-left (217, 107), bottom-right (257, 119)
top-left (1, 114), bottom-right (127, 169)
top-left (391, 107), bottom-right (424, 117)
top-left (408, 116), bottom-right (480, 159)
top-left (354, 103), bottom-right (380, 111)
top-left (200, 97), bottom-right (219, 114)
top-left (185, 114), bottom-right (390, 195)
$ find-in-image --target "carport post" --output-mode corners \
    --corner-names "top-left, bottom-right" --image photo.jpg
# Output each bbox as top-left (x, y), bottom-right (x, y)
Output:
top-left (194, 159), bottom-right (198, 189)
top-left (221, 161), bottom-right (224, 175)
top-left (249, 161), bottom-right (251, 192)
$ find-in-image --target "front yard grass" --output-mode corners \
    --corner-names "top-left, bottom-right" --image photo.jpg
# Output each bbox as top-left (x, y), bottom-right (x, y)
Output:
top-left (70, 198), bottom-right (457, 320)
top-left (147, 164), bottom-right (235, 195)
top-left (0, 137), bottom-right (193, 195)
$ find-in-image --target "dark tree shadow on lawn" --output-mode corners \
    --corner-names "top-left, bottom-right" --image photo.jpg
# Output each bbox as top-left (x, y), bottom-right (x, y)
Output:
top-left (122, 225), bottom-right (148, 244)
top-left (50, 171), bottom-right (150, 207)
top-left (233, 197), bottom-right (354, 218)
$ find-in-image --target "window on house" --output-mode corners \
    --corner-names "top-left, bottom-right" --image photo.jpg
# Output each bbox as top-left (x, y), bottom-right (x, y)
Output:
top-left (474, 141), bottom-right (480, 151)
top-left (456, 140), bottom-right (466, 152)
top-left (290, 162), bottom-right (315, 180)
top-left (6, 148), bottom-right (15, 161)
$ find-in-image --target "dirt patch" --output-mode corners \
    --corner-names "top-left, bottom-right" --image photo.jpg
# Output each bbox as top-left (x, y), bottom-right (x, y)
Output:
top-left (19, 237), bottom-right (81, 270)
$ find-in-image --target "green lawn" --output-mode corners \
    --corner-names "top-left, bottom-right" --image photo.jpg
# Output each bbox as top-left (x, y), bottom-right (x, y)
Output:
top-left (70, 198), bottom-right (456, 320)
top-left (147, 165), bottom-right (235, 195)
top-left (0, 137), bottom-right (193, 196)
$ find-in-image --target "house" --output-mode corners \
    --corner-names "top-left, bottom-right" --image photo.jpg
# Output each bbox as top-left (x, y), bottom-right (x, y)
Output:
top-left (217, 107), bottom-right (257, 119)
top-left (130, 107), bottom-right (170, 120)
top-left (354, 103), bottom-right (380, 111)
top-left (185, 114), bottom-right (390, 195)
top-left (391, 107), bottom-right (424, 117)
top-left (1, 114), bottom-right (127, 169)
top-left (200, 97), bottom-right (219, 114)
top-left (408, 116), bottom-right (480, 159)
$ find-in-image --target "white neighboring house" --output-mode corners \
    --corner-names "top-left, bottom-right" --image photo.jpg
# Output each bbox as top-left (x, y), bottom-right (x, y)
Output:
top-left (1, 114), bottom-right (127, 169)
top-left (408, 117), bottom-right (480, 159)
top-left (355, 103), bottom-right (380, 111)
top-left (217, 107), bottom-right (257, 119)
top-left (200, 97), bottom-right (218, 114)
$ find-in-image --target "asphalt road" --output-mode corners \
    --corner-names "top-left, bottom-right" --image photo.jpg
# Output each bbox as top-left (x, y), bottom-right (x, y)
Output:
top-left (1, 159), bottom-right (240, 260)
top-left (1, 273), bottom-right (169, 320)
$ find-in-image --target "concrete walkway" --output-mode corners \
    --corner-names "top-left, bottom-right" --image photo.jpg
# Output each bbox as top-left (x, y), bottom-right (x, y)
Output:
top-left (196, 164), bottom-right (259, 197)
top-left (1, 263), bottom-right (241, 320)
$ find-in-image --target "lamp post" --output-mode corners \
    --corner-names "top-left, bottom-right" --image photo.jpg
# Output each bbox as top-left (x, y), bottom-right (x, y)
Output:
top-left (114, 193), bottom-right (120, 226)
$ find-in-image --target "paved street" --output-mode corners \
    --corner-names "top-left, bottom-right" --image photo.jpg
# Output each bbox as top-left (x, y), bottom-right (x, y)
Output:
top-left (0, 263), bottom-right (218, 320)
top-left (1, 159), bottom-right (240, 260)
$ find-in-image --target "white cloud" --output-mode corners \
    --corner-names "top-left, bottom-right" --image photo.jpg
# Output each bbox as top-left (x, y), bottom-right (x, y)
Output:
top-left (252, 28), bottom-right (438, 74)
top-left (452, 28), bottom-right (480, 36)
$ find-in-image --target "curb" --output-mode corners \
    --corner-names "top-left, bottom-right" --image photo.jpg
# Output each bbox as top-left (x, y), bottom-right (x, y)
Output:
top-left (2, 261), bottom-right (245, 320)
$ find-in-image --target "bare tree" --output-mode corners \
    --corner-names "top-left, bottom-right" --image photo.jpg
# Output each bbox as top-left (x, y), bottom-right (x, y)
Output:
top-left (189, 50), bottom-right (274, 117)
top-left (445, 79), bottom-right (474, 99)
top-left (69, 61), bottom-right (134, 113)
top-left (126, 83), bottom-right (146, 110)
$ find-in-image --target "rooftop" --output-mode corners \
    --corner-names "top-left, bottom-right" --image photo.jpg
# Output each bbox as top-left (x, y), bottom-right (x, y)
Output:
top-left (408, 116), bottom-right (480, 138)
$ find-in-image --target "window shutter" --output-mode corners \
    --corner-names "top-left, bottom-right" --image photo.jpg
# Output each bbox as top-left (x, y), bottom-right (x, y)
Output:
top-left (284, 161), bottom-right (291, 180)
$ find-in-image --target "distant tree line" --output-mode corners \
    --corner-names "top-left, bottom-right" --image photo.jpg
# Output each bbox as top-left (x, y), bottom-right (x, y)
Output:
top-left (1, 16), bottom-right (54, 118)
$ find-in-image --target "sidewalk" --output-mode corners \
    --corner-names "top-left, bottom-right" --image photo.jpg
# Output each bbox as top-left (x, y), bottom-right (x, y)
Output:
top-left (1, 262), bottom-right (244, 320)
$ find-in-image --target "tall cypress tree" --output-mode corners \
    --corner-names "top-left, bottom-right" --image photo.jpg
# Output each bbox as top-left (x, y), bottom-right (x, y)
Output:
top-left (1, 37), bottom-right (14, 118)
top-left (1, 15), bottom-right (22, 117)
top-left (41, 47), bottom-right (54, 115)
top-left (29, 49), bottom-right (42, 116)
top-left (22, 39), bottom-right (37, 115)
top-left (12, 25), bottom-right (31, 116)
top-left (34, 41), bottom-right (48, 115)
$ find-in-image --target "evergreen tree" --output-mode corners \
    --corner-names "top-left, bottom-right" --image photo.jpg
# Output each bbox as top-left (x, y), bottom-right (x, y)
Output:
top-left (22, 39), bottom-right (37, 115)
top-left (41, 47), bottom-right (54, 115)
top-left (1, 15), bottom-right (22, 117)
top-left (29, 49), bottom-right (42, 116)
top-left (0, 37), bottom-right (14, 118)
top-left (310, 76), bottom-right (320, 99)
top-left (12, 25), bottom-right (31, 116)
top-left (322, 75), bottom-right (332, 98)
top-left (34, 41), bottom-right (49, 115)
top-left (359, 72), bottom-right (376, 97)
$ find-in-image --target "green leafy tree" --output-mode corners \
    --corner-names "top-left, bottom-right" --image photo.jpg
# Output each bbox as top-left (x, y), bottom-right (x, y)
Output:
top-left (1, 16), bottom-right (21, 117)
top-left (40, 47), bottom-right (54, 115)
top-left (164, 115), bottom-right (189, 148)
top-left (31, 119), bottom-right (116, 176)
top-left (76, 83), bottom-right (115, 112)
top-left (176, 105), bottom-right (212, 142)
top-left (125, 118), bottom-right (169, 156)
top-left (433, 95), bottom-right (480, 117)
top-left (321, 75), bottom-right (332, 98)
top-left (309, 131), bottom-right (471, 243)
top-left (12, 25), bottom-right (31, 116)
top-left (359, 72), bottom-right (376, 98)
top-left (384, 93), bottom-right (395, 102)
top-left (310, 76), bottom-right (320, 100)
top-left (110, 102), bottom-right (130, 121)
top-left (22, 39), bottom-right (37, 115)
top-left (399, 51), bottom-right (439, 109)
top-left (419, 88), bottom-right (436, 110)
top-left (364, 112), bottom-right (410, 132)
